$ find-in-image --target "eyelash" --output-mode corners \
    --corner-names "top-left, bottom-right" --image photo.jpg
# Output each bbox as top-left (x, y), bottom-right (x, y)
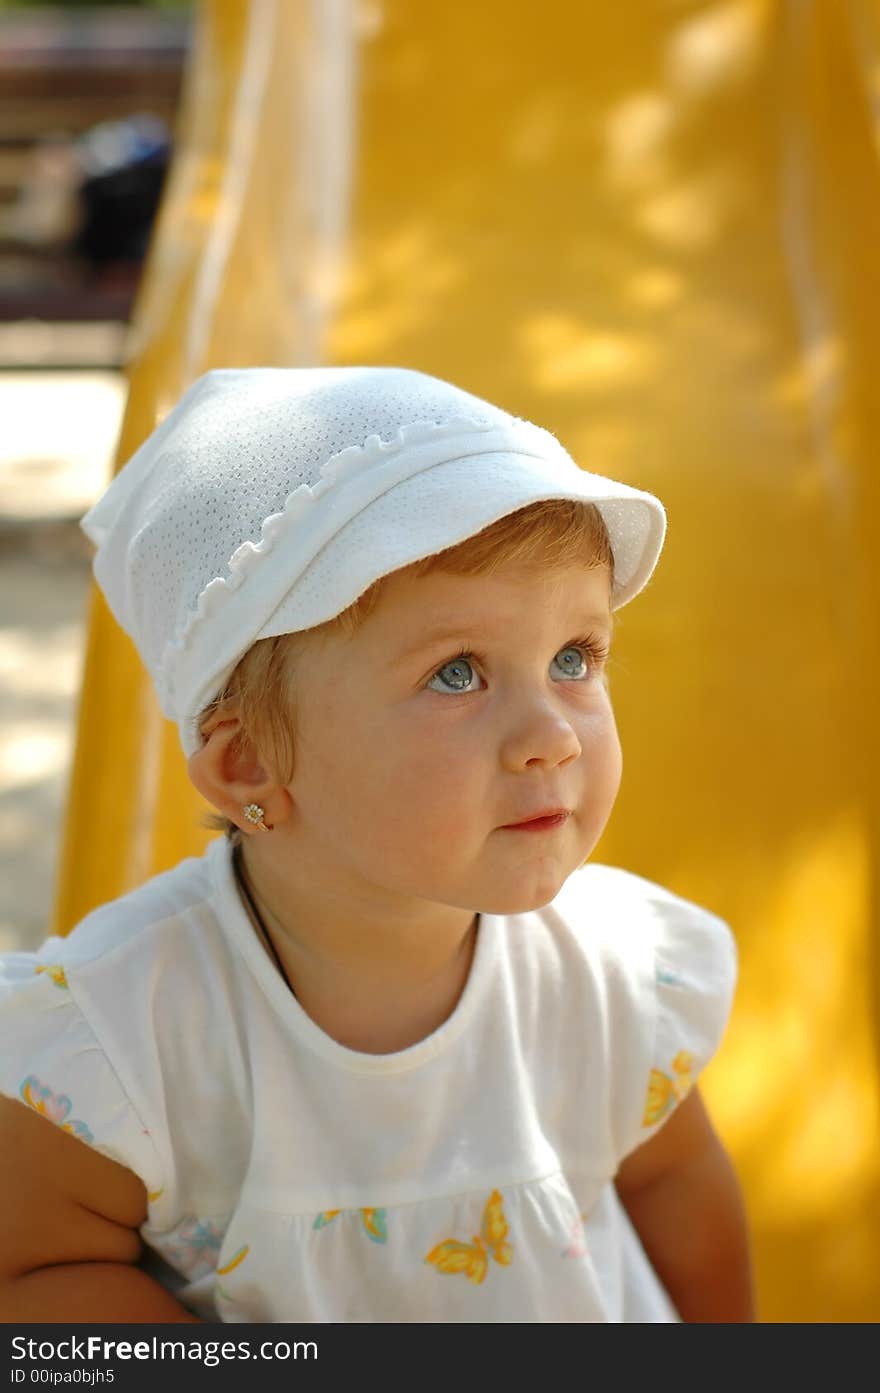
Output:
top-left (428, 634), bottom-right (611, 693)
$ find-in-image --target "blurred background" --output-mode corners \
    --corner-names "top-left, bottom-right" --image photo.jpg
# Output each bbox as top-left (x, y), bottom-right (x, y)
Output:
top-left (0, 0), bottom-right (191, 952)
top-left (2, 0), bottom-right (879, 1323)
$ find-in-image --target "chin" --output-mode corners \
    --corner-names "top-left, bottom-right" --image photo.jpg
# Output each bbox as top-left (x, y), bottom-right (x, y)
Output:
top-left (476, 872), bottom-right (574, 917)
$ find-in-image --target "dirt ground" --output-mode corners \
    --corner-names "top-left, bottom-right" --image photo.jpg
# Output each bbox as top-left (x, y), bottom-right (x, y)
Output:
top-left (0, 368), bottom-right (125, 952)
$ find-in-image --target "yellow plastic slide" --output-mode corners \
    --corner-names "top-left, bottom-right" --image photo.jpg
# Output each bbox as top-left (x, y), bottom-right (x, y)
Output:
top-left (54, 0), bottom-right (880, 1321)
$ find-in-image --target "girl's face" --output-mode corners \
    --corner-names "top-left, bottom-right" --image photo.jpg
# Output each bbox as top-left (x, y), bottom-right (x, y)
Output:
top-left (283, 559), bottom-right (622, 916)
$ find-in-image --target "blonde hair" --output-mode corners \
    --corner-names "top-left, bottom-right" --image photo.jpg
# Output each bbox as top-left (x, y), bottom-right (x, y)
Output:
top-left (197, 499), bottom-right (614, 838)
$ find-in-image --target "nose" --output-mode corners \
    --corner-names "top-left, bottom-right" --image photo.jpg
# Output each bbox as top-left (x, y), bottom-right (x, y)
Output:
top-left (498, 693), bottom-right (583, 771)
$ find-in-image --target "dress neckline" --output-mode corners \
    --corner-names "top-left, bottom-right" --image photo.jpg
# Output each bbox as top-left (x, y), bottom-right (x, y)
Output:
top-left (210, 834), bottom-right (499, 1076)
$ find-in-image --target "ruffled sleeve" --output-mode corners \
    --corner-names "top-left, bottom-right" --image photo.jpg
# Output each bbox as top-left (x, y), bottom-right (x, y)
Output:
top-left (612, 886), bottom-right (738, 1165)
top-left (0, 937), bottom-right (165, 1203)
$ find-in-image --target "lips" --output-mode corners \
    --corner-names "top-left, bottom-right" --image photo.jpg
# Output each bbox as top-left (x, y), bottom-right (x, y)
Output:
top-left (503, 808), bottom-right (570, 828)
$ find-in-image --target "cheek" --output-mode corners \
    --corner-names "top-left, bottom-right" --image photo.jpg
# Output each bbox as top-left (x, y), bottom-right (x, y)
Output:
top-left (294, 698), bottom-right (472, 830)
top-left (377, 718), bottom-right (476, 816)
top-left (591, 696), bottom-right (620, 749)
top-left (364, 712), bottom-right (484, 852)
top-left (582, 703), bottom-right (623, 794)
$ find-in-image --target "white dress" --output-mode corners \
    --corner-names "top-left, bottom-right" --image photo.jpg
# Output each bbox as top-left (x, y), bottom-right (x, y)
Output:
top-left (0, 836), bottom-right (736, 1323)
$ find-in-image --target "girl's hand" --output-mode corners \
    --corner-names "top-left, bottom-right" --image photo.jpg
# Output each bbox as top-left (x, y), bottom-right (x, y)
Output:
top-left (614, 1086), bottom-right (756, 1322)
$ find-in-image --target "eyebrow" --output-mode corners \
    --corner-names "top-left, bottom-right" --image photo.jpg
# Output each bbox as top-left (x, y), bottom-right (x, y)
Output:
top-left (396, 612), bottom-right (614, 662)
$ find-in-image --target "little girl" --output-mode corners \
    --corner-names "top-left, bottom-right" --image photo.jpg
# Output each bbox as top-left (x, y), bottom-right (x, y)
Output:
top-left (0, 366), bottom-right (754, 1323)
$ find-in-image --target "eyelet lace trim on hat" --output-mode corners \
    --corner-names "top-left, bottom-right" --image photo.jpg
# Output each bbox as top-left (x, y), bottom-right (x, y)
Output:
top-left (156, 415), bottom-right (556, 703)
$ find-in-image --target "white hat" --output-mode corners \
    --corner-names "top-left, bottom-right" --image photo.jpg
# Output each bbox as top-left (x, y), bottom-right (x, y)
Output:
top-left (80, 366), bottom-right (666, 760)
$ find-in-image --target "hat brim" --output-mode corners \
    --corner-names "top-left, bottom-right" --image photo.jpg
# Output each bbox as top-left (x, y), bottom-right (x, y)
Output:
top-left (257, 452), bottom-right (666, 640)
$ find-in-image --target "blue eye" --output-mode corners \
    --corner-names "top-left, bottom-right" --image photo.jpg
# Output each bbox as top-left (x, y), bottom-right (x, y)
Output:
top-left (429, 654), bottom-right (479, 694)
top-left (427, 641), bottom-right (605, 695)
top-left (553, 646), bottom-right (589, 679)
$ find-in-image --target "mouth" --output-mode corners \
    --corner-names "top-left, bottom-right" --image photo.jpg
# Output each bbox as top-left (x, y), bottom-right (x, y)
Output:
top-left (501, 810), bottom-right (571, 832)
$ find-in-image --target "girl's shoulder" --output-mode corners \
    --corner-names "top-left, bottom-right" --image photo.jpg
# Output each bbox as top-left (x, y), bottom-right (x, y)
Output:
top-left (543, 859), bottom-right (736, 980)
top-left (0, 842), bottom-right (231, 1010)
top-left (541, 863), bottom-right (738, 1164)
top-left (0, 839), bottom-right (237, 1143)
top-left (0, 839), bottom-right (246, 1224)
top-left (505, 861), bottom-right (737, 1072)
top-left (43, 846), bottom-right (221, 973)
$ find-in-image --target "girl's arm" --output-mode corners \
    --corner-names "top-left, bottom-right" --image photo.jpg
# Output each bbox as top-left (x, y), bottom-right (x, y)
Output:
top-left (0, 1265), bottom-right (202, 1323)
top-left (0, 1095), bottom-right (202, 1323)
top-left (614, 1086), bottom-right (756, 1322)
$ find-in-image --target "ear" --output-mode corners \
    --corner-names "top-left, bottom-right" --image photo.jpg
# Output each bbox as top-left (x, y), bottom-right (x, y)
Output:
top-left (187, 715), bottom-right (292, 834)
